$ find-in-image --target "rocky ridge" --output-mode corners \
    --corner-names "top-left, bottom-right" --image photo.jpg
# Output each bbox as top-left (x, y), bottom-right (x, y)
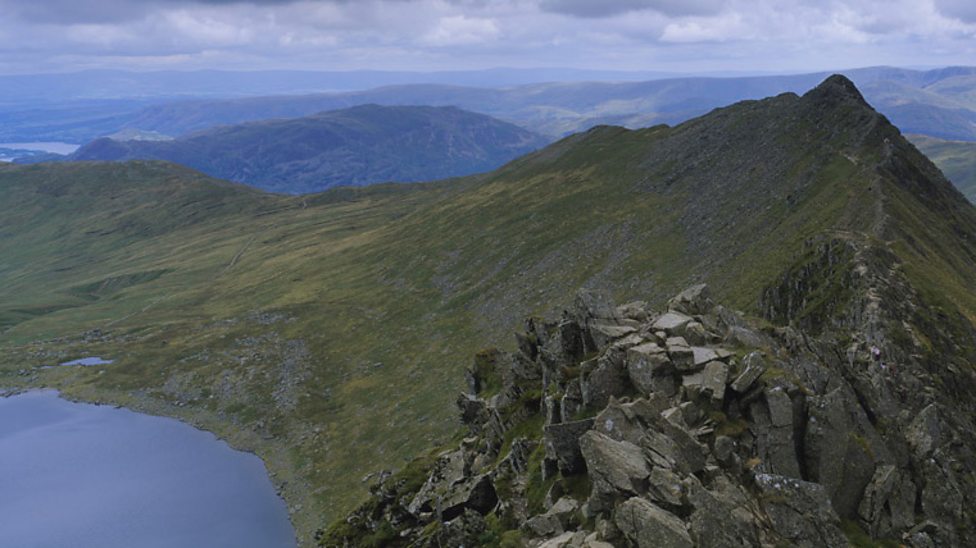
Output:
top-left (320, 281), bottom-right (973, 547)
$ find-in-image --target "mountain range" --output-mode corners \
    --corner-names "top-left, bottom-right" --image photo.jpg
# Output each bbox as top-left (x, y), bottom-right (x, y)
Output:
top-left (65, 105), bottom-right (548, 194)
top-left (3, 66), bottom-right (976, 146)
top-left (2, 76), bottom-right (976, 547)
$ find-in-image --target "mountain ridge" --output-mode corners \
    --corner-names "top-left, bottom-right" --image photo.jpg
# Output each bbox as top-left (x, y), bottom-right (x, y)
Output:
top-left (3, 75), bottom-right (976, 546)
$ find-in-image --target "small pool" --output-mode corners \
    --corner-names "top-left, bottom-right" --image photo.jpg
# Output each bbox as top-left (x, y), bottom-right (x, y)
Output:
top-left (60, 357), bottom-right (114, 366)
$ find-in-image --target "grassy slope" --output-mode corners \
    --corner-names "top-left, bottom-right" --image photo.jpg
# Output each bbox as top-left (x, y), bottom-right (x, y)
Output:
top-left (3, 77), bottom-right (976, 545)
top-left (908, 134), bottom-right (976, 202)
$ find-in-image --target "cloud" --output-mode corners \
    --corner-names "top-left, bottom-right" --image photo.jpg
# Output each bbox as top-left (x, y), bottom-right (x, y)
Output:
top-left (935, 0), bottom-right (976, 23)
top-left (0, 0), bottom-right (972, 75)
top-left (539, 0), bottom-right (726, 19)
top-left (424, 15), bottom-right (500, 46)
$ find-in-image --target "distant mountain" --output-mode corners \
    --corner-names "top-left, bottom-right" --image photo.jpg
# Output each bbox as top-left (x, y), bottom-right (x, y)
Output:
top-left (88, 66), bottom-right (976, 141)
top-left (910, 134), bottom-right (976, 201)
top-left (68, 105), bottom-right (549, 194)
top-left (4, 66), bottom-right (976, 145)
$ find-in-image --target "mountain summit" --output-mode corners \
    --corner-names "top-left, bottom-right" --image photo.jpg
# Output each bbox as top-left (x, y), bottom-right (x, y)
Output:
top-left (3, 76), bottom-right (976, 546)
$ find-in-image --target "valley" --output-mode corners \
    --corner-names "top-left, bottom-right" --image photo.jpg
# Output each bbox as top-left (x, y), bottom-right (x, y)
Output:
top-left (5, 75), bottom-right (976, 546)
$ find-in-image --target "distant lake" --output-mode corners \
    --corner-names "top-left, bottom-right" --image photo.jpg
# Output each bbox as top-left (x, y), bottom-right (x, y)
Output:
top-left (0, 391), bottom-right (296, 548)
top-left (0, 141), bottom-right (80, 155)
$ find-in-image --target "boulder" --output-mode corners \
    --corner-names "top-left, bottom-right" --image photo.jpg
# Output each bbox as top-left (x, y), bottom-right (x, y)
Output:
top-left (906, 403), bottom-right (940, 459)
top-left (653, 312), bottom-right (693, 333)
top-left (625, 342), bottom-right (673, 395)
top-left (730, 351), bottom-right (766, 393)
top-left (544, 418), bottom-right (596, 475)
top-left (753, 387), bottom-right (802, 479)
top-left (753, 473), bottom-right (848, 547)
top-left (691, 346), bottom-right (730, 367)
top-left (589, 323), bottom-right (637, 351)
top-left (701, 360), bottom-right (729, 403)
top-left (575, 288), bottom-right (621, 322)
top-left (616, 301), bottom-right (651, 322)
top-left (537, 531), bottom-right (578, 548)
top-left (647, 466), bottom-right (685, 507)
top-left (582, 355), bottom-right (629, 409)
top-left (683, 321), bottom-right (710, 345)
top-left (614, 497), bottom-right (693, 548)
top-left (725, 325), bottom-right (769, 348)
top-left (803, 386), bottom-right (881, 517)
top-left (580, 431), bottom-right (650, 511)
top-left (666, 337), bottom-right (695, 370)
top-left (684, 476), bottom-right (760, 547)
top-left (857, 464), bottom-right (916, 538)
top-left (667, 284), bottom-right (714, 316)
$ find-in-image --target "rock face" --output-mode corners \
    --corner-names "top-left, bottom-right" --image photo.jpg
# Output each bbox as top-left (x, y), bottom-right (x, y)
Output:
top-left (320, 284), bottom-right (976, 548)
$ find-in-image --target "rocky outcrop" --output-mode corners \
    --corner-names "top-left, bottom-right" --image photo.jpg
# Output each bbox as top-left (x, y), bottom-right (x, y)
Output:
top-left (320, 284), bottom-right (976, 547)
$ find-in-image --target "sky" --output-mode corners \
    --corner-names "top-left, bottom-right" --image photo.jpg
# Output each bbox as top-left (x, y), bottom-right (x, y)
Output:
top-left (0, 0), bottom-right (974, 74)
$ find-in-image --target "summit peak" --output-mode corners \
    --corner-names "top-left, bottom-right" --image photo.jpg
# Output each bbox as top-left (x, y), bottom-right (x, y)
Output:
top-left (802, 74), bottom-right (870, 107)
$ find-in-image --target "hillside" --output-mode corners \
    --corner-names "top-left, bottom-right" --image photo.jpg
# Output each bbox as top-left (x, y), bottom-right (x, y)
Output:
top-left (909, 133), bottom-right (976, 202)
top-left (66, 105), bottom-right (548, 194)
top-left (3, 76), bottom-right (976, 546)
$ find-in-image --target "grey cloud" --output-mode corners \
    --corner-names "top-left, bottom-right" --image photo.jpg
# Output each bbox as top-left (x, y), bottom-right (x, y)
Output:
top-left (1, 0), bottom-right (310, 24)
top-left (935, 0), bottom-right (976, 23)
top-left (539, 0), bottom-right (725, 18)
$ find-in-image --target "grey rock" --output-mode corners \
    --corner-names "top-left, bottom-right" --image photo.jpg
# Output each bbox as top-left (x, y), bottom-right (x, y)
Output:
top-left (616, 301), bottom-right (650, 322)
top-left (667, 337), bottom-right (695, 370)
top-left (582, 355), bottom-right (629, 409)
top-left (575, 288), bottom-right (621, 322)
top-left (730, 351), bottom-right (767, 393)
top-left (614, 497), bottom-right (693, 548)
top-left (625, 342), bottom-right (672, 395)
top-left (653, 312), bottom-right (693, 333)
top-left (680, 371), bottom-right (704, 398)
top-left (667, 284), bottom-right (714, 316)
top-left (580, 431), bottom-right (650, 511)
top-left (546, 496), bottom-right (581, 530)
top-left (857, 464), bottom-right (916, 538)
top-left (713, 435), bottom-right (736, 464)
top-left (525, 513), bottom-right (563, 537)
top-left (701, 360), bottom-right (729, 402)
top-left (803, 386), bottom-right (881, 518)
top-left (691, 346), bottom-right (723, 367)
top-left (544, 419), bottom-right (595, 475)
top-left (725, 325), bottom-right (769, 348)
top-left (754, 473), bottom-right (848, 548)
top-left (682, 321), bottom-right (710, 345)
top-left (907, 404), bottom-right (940, 459)
top-left (589, 323), bottom-right (637, 351)
top-left (647, 466), bottom-right (685, 507)
top-left (408, 449), bottom-right (468, 515)
top-left (685, 476), bottom-right (759, 547)
top-left (755, 387), bottom-right (802, 479)
top-left (537, 531), bottom-right (578, 548)
top-left (560, 381), bottom-right (583, 423)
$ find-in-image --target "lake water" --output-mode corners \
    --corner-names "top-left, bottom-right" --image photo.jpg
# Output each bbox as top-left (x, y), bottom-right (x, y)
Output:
top-left (0, 141), bottom-right (80, 155)
top-left (0, 391), bottom-right (296, 548)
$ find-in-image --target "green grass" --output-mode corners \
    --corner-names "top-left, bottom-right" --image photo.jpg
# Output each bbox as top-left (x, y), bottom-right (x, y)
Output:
top-left (908, 134), bottom-right (976, 203)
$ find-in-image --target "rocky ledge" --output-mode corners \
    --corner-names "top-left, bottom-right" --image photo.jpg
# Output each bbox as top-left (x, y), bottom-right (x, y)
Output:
top-left (319, 285), bottom-right (968, 547)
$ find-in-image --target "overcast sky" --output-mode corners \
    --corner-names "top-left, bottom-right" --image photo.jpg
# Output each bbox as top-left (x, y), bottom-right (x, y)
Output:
top-left (0, 0), bottom-right (973, 74)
